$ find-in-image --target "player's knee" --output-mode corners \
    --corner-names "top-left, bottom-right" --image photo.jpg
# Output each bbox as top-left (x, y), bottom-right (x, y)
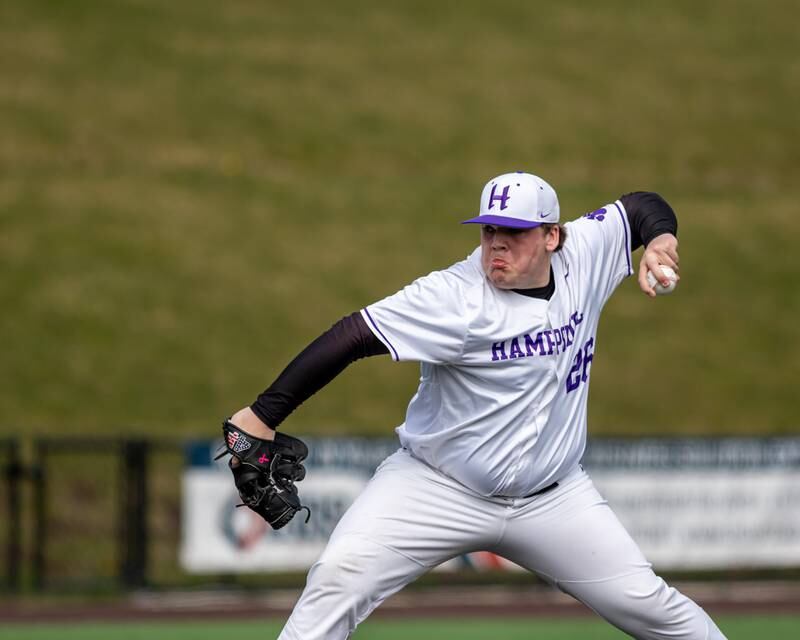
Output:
top-left (284, 551), bottom-right (367, 640)
top-left (307, 537), bottom-right (377, 598)
top-left (614, 574), bottom-right (715, 639)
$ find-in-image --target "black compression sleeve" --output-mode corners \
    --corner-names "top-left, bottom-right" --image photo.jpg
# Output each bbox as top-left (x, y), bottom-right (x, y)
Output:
top-left (250, 312), bottom-right (389, 429)
top-left (620, 192), bottom-right (678, 251)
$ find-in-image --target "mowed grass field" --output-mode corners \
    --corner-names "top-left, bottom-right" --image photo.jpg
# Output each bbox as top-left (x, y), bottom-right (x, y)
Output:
top-left (1, 615), bottom-right (799, 640)
top-left (1, 0), bottom-right (798, 438)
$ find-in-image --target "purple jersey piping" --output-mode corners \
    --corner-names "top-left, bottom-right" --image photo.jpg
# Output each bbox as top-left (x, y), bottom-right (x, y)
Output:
top-left (362, 307), bottom-right (399, 361)
top-left (612, 201), bottom-right (633, 276)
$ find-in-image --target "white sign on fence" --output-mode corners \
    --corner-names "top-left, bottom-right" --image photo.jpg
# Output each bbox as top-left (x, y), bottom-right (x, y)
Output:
top-left (181, 437), bottom-right (800, 573)
top-left (592, 469), bottom-right (800, 568)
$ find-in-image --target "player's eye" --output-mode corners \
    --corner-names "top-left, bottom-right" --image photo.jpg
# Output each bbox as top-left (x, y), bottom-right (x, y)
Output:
top-left (482, 225), bottom-right (496, 234)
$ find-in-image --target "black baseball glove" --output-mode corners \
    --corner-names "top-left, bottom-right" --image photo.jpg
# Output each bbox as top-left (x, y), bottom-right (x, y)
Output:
top-left (216, 419), bottom-right (311, 530)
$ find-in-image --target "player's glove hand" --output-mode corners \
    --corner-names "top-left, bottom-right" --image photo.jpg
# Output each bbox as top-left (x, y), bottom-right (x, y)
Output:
top-left (216, 419), bottom-right (311, 530)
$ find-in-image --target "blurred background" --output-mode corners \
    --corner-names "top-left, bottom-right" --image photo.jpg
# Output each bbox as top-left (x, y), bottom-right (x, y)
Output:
top-left (1, 0), bottom-right (798, 637)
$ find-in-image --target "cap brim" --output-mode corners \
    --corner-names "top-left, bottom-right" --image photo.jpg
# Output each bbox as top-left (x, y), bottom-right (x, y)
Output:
top-left (461, 214), bottom-right (545, 229)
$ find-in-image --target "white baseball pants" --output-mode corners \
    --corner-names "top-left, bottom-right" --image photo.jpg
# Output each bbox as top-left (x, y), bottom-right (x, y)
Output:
top-left (279, 449), bottom-right (727, 640)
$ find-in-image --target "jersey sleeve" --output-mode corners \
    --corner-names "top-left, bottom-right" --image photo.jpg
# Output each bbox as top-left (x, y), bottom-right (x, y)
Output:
top-left (563, 200), bottom-right (634, 306)
top-left (361, 265), bottom-right (471, 363)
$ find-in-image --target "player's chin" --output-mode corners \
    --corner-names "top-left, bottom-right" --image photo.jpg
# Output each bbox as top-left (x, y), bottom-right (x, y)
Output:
top-left (488, 270), bottom-right (515, 289)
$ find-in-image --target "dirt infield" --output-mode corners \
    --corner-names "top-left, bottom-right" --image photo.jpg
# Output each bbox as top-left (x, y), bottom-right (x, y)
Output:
top-left (0, 581), bottom-right (798, 623)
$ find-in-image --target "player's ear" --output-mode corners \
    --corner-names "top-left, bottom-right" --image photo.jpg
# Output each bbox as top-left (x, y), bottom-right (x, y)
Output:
top-left (543, 224), bottom-right (560, 252)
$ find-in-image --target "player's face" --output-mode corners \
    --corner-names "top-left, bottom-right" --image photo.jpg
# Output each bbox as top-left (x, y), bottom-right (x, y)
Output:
top-left (480, 224), bottom-right (558, 289)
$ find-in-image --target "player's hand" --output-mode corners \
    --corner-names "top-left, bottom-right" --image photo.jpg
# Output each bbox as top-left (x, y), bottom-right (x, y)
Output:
top-left (638, 233), bottom-right (680, 298)
top-left (229, 406), bottom-right (276, 441)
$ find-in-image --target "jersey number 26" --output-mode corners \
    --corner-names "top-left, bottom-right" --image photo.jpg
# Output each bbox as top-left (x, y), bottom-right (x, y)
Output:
top-left (566, 337), bottom-right (594, 393)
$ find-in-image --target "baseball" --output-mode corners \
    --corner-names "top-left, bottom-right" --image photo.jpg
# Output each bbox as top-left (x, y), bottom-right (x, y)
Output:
top-left (646, 265), bottom-right (678, 295)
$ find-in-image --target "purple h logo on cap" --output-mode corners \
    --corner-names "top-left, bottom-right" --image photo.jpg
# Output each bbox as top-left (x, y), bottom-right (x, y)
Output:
top-left (488, 184), bottom-right (511, 210)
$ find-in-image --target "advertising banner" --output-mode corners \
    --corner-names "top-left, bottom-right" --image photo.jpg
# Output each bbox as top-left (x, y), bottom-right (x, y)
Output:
top-left (587, 438), bottom-right (800, 569)
top-left (181, 437), bottom-right (800, 573)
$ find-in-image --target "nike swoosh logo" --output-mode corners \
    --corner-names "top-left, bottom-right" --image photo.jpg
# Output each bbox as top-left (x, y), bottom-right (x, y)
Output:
top-left (539, 212), bottom-right (550, 219)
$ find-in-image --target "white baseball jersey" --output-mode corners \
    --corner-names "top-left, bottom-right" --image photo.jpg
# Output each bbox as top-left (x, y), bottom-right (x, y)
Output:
top-left (361, 201), bottom-right (633, 497)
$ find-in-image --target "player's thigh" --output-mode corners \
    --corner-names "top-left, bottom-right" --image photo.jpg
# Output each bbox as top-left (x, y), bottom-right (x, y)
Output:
top-left (329, 448), bottom-right (499, 567)
top-left (499, 470), bottom-right (650, 582)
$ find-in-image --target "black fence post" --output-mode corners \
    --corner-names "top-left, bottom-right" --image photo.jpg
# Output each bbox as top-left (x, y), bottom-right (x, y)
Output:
top-left (5, 440), bottom-right (21, 592)
top-left (119, 439), bottom-right (149, 589)
top-left (31, 451), bottom-right (46, 591)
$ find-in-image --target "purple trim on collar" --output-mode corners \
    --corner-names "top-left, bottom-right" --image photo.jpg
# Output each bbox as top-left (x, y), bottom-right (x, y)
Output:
top-left (612, 201), bottom-right (633, 276)
top-left (362, 308), bottom-right (399, 361)
top-left (461, 214), bottom-right (546, 228)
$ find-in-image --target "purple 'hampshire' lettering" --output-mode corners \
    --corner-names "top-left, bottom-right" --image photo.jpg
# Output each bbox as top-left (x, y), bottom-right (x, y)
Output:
top-left (490, 310), bottom-right (585, 363)
top-left (491, 341), bottom-right (508, 362)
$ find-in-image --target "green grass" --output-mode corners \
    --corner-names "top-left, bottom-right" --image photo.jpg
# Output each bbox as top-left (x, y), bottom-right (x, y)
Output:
top-left (0, 615), bottom-right (798, 640)
top-left (1, 0), bottom-right (798, 437)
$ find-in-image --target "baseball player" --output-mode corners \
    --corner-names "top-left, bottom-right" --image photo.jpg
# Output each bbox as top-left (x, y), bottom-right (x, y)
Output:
top-left (227, 172), bottom-right (727, 639)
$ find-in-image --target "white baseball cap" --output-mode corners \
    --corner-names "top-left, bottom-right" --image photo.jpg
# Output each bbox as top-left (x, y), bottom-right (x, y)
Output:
top-left (462, 171), bottom-right (560, 228)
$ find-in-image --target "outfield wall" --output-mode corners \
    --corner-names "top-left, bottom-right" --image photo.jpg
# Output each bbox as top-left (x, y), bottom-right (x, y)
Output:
top-left (181, 437), bottom-right (800, 573)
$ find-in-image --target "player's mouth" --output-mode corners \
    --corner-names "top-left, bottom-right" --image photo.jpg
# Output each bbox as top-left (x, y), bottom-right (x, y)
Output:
top-left (490, 258), bottom-right (508, 269)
